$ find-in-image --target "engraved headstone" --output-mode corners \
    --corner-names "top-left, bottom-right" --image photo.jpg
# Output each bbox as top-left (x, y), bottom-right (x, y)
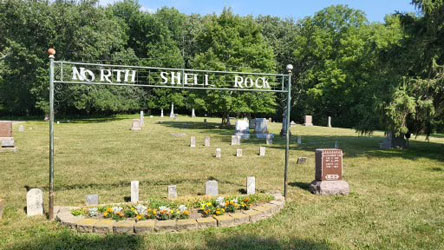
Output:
top-left (86, 194), bottom-right (99, 206)
top-left (191, 108), bottom-right (196, 118)
top-left (190, 136), bottom-right (196, 148)
top-left (309, 149), bottom-right (349, 195)
top-left (0, 122), bottom-right (12, 137)
top-left (168, 185), bottom-right (177, 199)
top-left (304, 115), bottom-right (313, 126)
top-left (140, 111), bottom-right (144, 127)
top-left (131, 119), bottom-right (142, 131)
top-left (236, 148), bottom-right (242, 157)
top-left (18, 125), bottom-right (25, 132)
top-left (231, 135), bottom-right (241, 146)
top-left (206, 180), bottom-right (218, 196)
top-left (235, 120), bottom-right (250, 139)
top-left (266, 134), bottom-right (273, 145)
top-left (131, 181), bottom-right (139, 203)
top-left (249, 119), bottom-right (255, 129)
top-left (215, 148), bottom-right (222, 158)
top-left (328, 116), bottom-right (332, 128)
top-left (27, 189), bottom-right (43, 216)
top-left (255, 118), bottom-right (268, 139)
top-left (246, 176), bottom-right (255, 195)
top-left (259, 146), bottom-right (266, 157)
top-left (204, 136), bottom-right (211, 147)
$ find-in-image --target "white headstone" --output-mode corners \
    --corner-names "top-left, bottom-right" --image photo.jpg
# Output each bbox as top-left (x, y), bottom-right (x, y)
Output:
top-left (235, 120), bottom-right (250, 139)
top-left (297, 136), bottom-right (302, 145)
top-left (231, 135), bottom-right (241, 146)
top-left (190, 136), bottom-right (196, 148)
top-left (206, 180), bottom-right (218, 196)
top-left (236, 148), bottom-right (242, 157)
top-left (131, 119), bottom-right (142, 131)
top-left (18, 125), bottom-right (25, 132)
top-left (161, 108), bottom-right (164, 117)
top-left (170, 103), bottom-right (175, 118)
top-left (328, 116), bottom-right (332, 128)
top-left (1, 138), bottom-right (15, 148)
top-left (86, 194), bottom-right (99, 206)
top-left (168, 185), bottom-right (177, 199)
top-left (27, 189), bottom-right (43, 216)
top-left (204, 136), bottom-right (211, 147)
top-left (259, 146), bottom-right (266, 157)
top-left (140, 111), bottom-right (144, 126)
top-left (215, 148), bottom-right (222, 158)
top-left (191, 108), bottom-right (196, 118)
top-left (247, 176), bottom-right (255, 195)
top-left (255, 118), bottom-right (268, 139)
top-left (131, 181), bottom-right (139, 203)
top-left (304, 115), bottom-right (313, 126)
top-left (266, 134), bottom-right (273, 145)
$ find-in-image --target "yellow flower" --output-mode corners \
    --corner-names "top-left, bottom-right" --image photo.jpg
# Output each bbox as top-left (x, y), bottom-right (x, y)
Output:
top-left (104, 212), bottom-right (109, 217)
top-left (137, 215), bottom-right (143, 220)
top-left (183, 211), bottom-right (190, 216)
top-left (216, 211), bottom-right (221, 215)
top-left (107, 208), bottom-right (113, 213)
top-left (153, 210), bottom-right (157, 216)
top-left (207, 202), bottom-right (212, 206)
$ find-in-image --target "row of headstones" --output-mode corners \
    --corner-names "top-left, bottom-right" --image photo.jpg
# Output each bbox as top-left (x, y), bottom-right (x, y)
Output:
top-left (190, 136), bottom-right (267, 157)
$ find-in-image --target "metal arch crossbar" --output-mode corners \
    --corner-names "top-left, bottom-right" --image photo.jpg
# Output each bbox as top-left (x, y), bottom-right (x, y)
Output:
top-left (47, 58), bottom-right (293, 220)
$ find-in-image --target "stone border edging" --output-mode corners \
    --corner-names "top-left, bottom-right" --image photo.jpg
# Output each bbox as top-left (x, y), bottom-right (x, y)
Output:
top-left (55, 192), bottom-right (285, 234)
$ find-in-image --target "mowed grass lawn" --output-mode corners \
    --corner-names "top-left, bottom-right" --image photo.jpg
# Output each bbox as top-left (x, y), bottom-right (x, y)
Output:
top-left (0, 115), bottom-right (443, 249)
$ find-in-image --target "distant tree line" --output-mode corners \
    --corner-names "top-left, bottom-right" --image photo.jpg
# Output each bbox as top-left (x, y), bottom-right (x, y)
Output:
top-left (0, 0), bottom-right (442, 137)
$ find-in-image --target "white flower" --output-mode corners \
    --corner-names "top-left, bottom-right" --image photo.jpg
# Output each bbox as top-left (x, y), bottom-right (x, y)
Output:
top-left (159, 206), bottom-right (170, 213)
top-left (89, 208), bottom-right (98, 217)
top-left (216, 197), bottom-right (225, 207)
top-left (113, 206), bottom-right (123, 214)
top-left (136, 204), bottom-right (147, 215)
top-left (178, 205), bottom-right (187, 213)
top-left (233, 198), bottom-right (238, 204)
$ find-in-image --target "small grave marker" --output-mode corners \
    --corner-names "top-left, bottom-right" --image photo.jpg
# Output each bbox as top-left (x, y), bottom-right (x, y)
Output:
top-left (161, 108), bottom-right (164, 117)
top-left (236, 148), bottom-right (242, 157)
top-left (131, 181), bottom-right (139, 203)
top-left (259, 147), bottom-right (266, 157)
top-left (27, 189), bottom-right (43, 216)
top-left (204, 136), bottom-right (211, 147)
top-left (140, 111), bottom-right (144, 126)
top-left (131, 119), bottom-right (142, 131)
top-left (191, 108), bottom-right (196, 118)
top-left (168, 185), bottom-right (177, 199)
top-left (304, 115), bottom-right (313, 126)
top-left (86, 194), bottom-right (99, 206)
top-left (297, 136), bottom-right (302, 145)
top-left (246, 176), bottom-right (255, 195)
top-left (266, 134), bottom-right (273, 145)
top-left (328, 116), bottom-right (332, 128)
top-left (206, 180), bottom-right (218, 196)
top-left (215, 148), bottom-right (222, 158)
top-left (231, 135), bottom-right (241, 146)
top-left (18, 125), bottom-right (25, 132)
top-left (190, 136), bottom-right (196, 148)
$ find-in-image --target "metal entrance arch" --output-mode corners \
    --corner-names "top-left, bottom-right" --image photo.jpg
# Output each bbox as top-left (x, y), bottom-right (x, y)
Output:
top-left (47, 49), bottom-right (293, 220)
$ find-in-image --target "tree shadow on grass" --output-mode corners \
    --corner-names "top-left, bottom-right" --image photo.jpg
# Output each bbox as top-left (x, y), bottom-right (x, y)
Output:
top-left (288, 182), bottom-right (311, 192)
top-left (203, 234), bottom-right (330, 250)
top-left (9, 230), bottom-right (144, 250)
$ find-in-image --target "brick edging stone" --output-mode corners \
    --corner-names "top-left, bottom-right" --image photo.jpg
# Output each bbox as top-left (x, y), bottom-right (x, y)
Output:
top-left (55, 192), bottom-right (285, 234)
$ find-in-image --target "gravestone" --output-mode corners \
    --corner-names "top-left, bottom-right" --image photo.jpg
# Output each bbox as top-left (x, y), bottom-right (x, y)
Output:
top-left (18, 125), bottom-right (25, 132)
top-left (266, 134), bottom-right (273, 145)
top-left (215, 148), bottom-right (222, 158)
top-left (268, 118), bottom-right (272, 123)
top-left (255, 118), bottom-right (268, 139)
top-left (309, 149), bottom-right (349, 195)
top-left (249, 119), bottom-right (256, 129)
top-left (140, 111), bottom-right (144, 127)
top-left (0, 123), bottom-right (16, 152)
top-left (0, 122), bottom-right (12, 137)
top-left (291, 121), bottom-right (296, 127)
top-left (297, 157), bottom-right (307, 164)
top-left (236, 148), bottom-right (242, 157)
top-left (168, 185), bottom-right (177, 199)
top-left (161, 108), bottom-right (164, 117)
top-left (204, 136), bottom-right (211, 147)
top-left (231, 135), bottom-right (241, 146)
top-left (86, 194), bottom-right (99, 206)
top-left (259, 146), bottom-right (266, 157)
top-left (246, 176), bottom-right (255, 195)
top-left (170, 103), bottom-right (175, 118)
top-left (297, 136), bottom-right (302, 145)
top-left (379, 131), bottom-right (407, 149)
top-left (206, 180), bottom-right (218, 196)
top-left (190, 136), bottom-right (196, 148)
top-left (304, 115), bottom-right (313, 126)
top-left (191, 108), bottom-right (196, 118)
top-left (27, 189), bottom-right (43, 216)
top-left (328, 116), bottom-right (332, 128)
top-left (1, 138), bottom-right (15, 148)
top-left (131, 181), bottom-right (139, 203)
top-left (235, 120), bottom-right (250, 139)
top-left (0, 198), bottom-right (4, 219)
top-left (334, 141), bottom-right (339, 149)
top-left (131, 119), bottom-right (142, 131)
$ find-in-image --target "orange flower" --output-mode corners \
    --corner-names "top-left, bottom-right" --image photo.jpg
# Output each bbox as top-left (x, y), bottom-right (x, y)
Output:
top-left (183, 211), bottom-right (190, 216)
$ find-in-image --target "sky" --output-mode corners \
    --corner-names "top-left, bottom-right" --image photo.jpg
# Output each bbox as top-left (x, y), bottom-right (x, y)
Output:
top-left (100, 0), bottom-right (418, 22)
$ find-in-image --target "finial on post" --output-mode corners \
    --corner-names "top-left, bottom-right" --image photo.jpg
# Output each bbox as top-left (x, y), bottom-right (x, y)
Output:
top-left (286, 64), bottom-right (293, 73)
top-left (48, 48), bottom-right (56, 58)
